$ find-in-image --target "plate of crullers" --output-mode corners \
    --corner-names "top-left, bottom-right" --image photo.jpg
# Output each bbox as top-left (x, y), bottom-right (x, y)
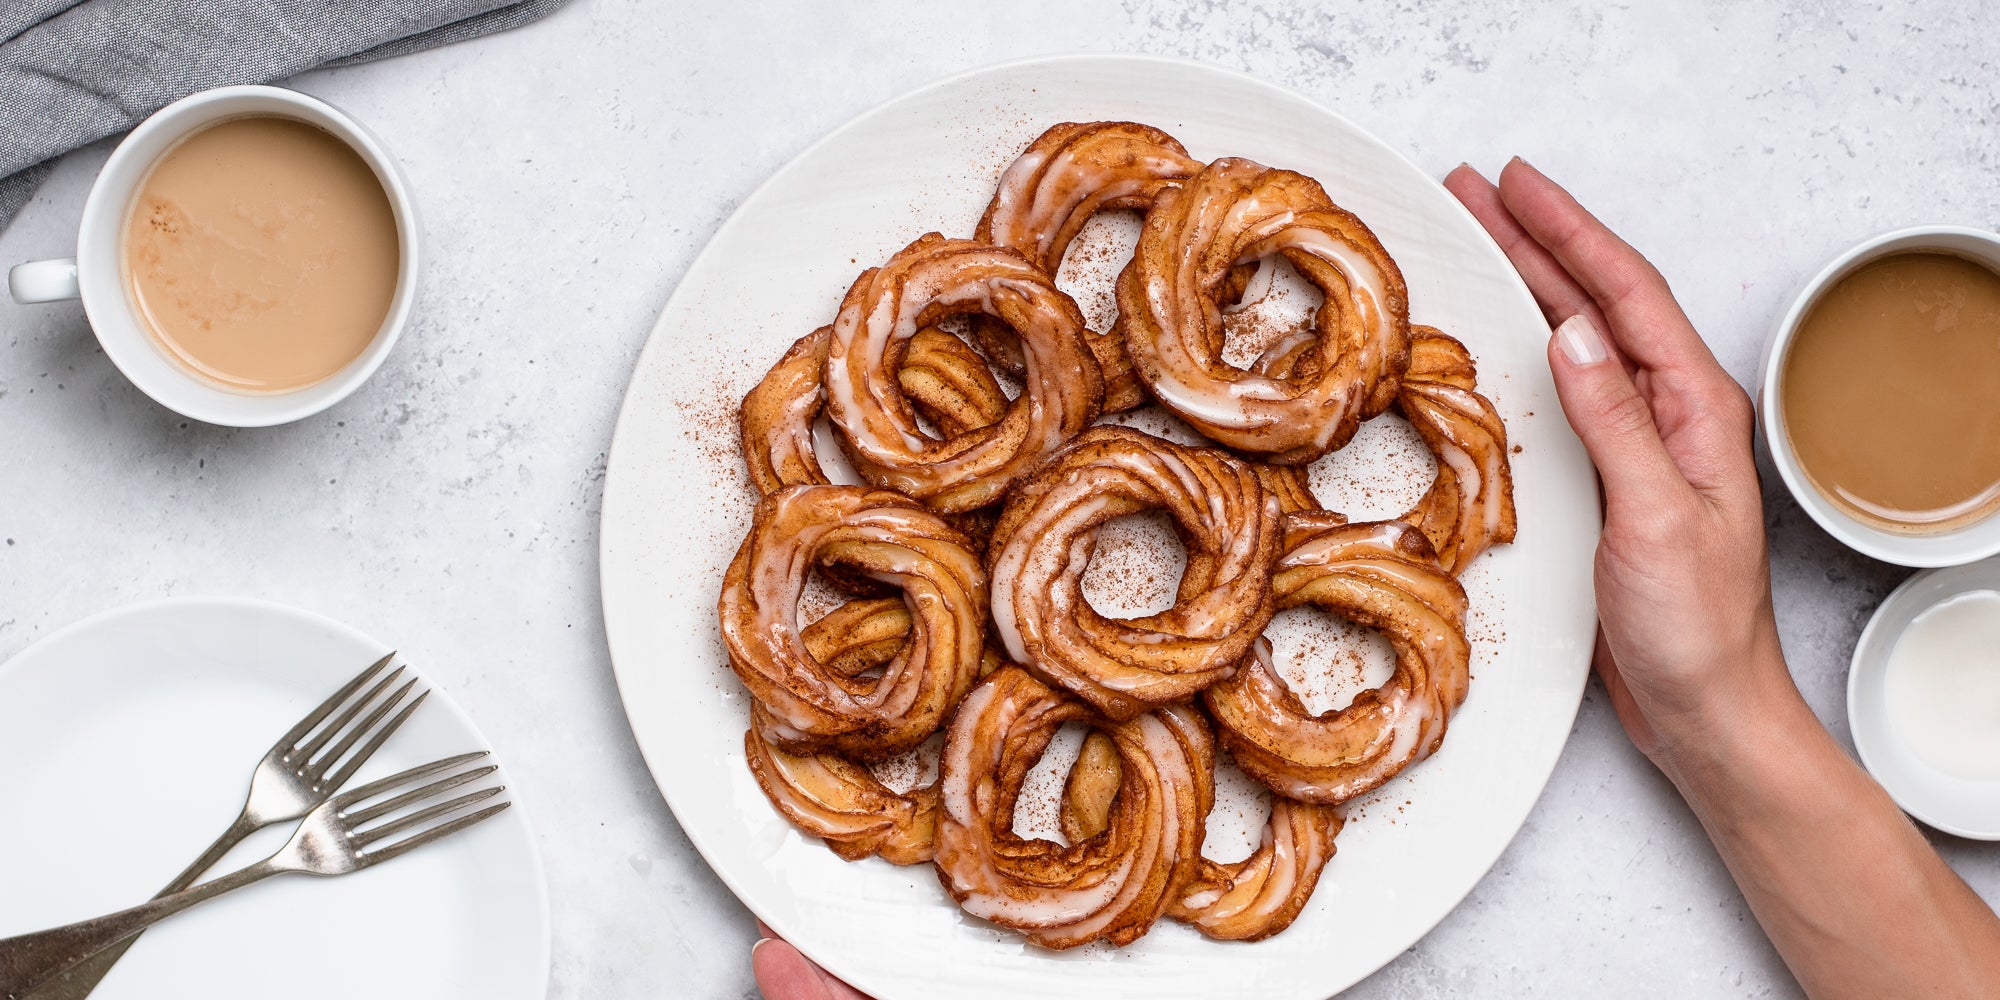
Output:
top-left (602, 53), bottom-right (1599, 1000)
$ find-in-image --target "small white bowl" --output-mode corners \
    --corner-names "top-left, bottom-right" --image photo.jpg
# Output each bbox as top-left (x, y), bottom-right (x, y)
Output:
top-left (1848, 557), bottom-right (2000, 839)
top-left (1757, 225), bottom-right (2000, 567)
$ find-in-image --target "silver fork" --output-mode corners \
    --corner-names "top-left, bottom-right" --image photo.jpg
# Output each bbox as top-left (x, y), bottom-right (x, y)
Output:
top-left (0, 752), bottom-right (510, 998)
top-left (22, 653), bottom-right (426, 999)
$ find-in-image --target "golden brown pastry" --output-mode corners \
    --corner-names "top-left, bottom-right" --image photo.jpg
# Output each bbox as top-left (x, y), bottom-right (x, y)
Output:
top-left (974, 121), bottom-right (1203, 413)
top-left (1169, 796), bottom-right (1343, 941)
top-left (740, 325), bottom-right (833, 496)
top-left (933, 666), bottom-right (1214, 949)
top-left (740, 326), bottom-right (1010, 497)
top-left (1060, 729), bottom-right (1124, 843)
top-left (986, 426), bottom-right (1284, 720)
top-left (1251, 462), bottom-right (1325, 518)
top-left (824, 233), bottom-right (1103, 513)
top-left (1239, 325), bottom-right (1515, 574)
top-left (1396, 327), bottom-right (1518, 574)
top-left (742, 597), bottom-right (943, 864)
top-left (1117, 158), bottom-right (1412, 464)
top-left (745, 711), bottom-right (940, 866)
top-left (722, 119), bottom-right (1522, 950)
top-left (1204, 518), bottom-right (1469, 803)
top-left (719, 484), bottom-right (988, 759)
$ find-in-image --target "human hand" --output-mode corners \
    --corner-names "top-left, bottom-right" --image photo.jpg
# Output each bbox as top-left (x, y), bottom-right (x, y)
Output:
top-left (751, 923), bottom-right (871, 1000)
top-left (1443, 159), bottom-right (1788, 762)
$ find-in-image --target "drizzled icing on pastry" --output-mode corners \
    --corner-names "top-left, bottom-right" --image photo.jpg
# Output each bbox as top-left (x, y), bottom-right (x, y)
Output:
top-left (1119, 158), bottom-right (1412, 464)
top-left (986, 426), bottom-right (1283, 720)
top-left (1205, 518), bottom-right (1470, 803)
top-left (823, 234), bottom-right (1103, 513)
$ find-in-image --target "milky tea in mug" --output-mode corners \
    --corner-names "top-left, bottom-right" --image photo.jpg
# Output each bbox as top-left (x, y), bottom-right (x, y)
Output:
top-left (122, 115), bottom-right (400, 392)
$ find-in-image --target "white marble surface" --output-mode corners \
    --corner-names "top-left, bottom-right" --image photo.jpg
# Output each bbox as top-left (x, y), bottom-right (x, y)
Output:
top-left (2, 1), bottom-right (1996, 996)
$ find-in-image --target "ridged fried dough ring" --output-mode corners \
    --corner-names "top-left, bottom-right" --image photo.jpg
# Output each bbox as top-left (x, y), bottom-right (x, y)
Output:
top-left (742, 597), bottom-right (1002, 866)
top-left (744, 714), bottom-right (940, 865)
top-left (975, 121), bottom-right (1203, 413)
top-left (1055, 727), bottom-right (1345, 942)
top-left (740, 325), bottom-right (1010, 496)
top-left (1060, 729), bottom-right (1124, 843)
top-left (1204, 518), bottom-right (1469, 803)
top-left (934, 666), bottom-right (1214, 949)
top-left (1169, 796), bottom-right (1343, 941)
top-left (1118, 158), bottom-right (1412, 464)
top-left (825, 233), bottom-right (1103, 513)
top-left (1251, 462), bottom-right (1325, 518)
top-left (987, 426), bottom-right (1284, 721)
top-left (720, 484), bottom-right (988, 759)
top-left (1242, 326), bottom-right (1517, 573)
top-left (1397, 327), bottom-right (1518, 574)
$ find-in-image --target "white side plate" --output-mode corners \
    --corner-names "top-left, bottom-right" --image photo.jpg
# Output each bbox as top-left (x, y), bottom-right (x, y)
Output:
top-left (0, 597), bottom-right (550, 999)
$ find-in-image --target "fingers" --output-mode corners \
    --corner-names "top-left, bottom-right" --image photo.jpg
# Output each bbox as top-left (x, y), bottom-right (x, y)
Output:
top-left (1547, 313), bottom-right (1688, 503)
top-left (1494, 160), bottom-right (1727, 389)
top-left (1454, 160), bottom-right (1757, 503)
top-left (752, 930), bottom-right (873, 1000)
top-left (1444, 164), bottom-right (1610, 336)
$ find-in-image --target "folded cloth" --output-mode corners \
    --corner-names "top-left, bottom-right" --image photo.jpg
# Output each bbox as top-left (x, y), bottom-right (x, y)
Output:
top-left (0, 0), bottom-right (570, 231)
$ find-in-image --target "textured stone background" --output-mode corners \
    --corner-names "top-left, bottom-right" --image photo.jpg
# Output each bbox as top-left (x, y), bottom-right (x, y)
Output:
top-left (2, 2), bottom-right (1995, 996)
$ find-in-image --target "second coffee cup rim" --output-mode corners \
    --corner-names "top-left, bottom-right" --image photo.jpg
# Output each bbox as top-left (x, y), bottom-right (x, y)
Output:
top-left (1757, 223), bottom-right (2000, 568)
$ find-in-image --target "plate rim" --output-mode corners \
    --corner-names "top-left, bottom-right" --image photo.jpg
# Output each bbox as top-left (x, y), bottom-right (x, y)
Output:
top-left (0, 594), bottom-right (555, 999)
top-left (600, 50), bottom-right (1596, 997)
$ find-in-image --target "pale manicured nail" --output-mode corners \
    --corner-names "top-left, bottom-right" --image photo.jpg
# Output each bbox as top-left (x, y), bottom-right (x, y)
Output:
top-left (751, 937), bottom-right (770, 957)
top-left (1554, 314), bottom-right (1609, 366)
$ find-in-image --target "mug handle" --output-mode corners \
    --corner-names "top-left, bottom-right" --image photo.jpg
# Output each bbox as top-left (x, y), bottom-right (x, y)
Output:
top-left (8, 257), bottom-right (80, 303)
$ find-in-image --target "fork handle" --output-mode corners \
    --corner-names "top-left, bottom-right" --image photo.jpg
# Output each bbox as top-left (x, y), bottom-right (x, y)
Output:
top-left (0, 860), bottom-right (281, 999)
top-left (16, 812), bottom-right (263, 1000)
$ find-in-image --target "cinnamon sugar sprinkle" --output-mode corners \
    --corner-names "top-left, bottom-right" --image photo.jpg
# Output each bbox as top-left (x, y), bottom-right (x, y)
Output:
top-left (1079, 510), bottom-right (1185, 620)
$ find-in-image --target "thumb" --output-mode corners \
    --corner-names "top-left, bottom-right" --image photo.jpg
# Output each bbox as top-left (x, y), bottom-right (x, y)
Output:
top-left (1547, 313), bottom-right (1687, 503)
top-left (751, 936), bottom-right (870, 1000)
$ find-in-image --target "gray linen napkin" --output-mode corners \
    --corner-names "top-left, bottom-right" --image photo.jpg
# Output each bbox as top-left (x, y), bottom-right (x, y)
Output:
top-left (0, 0), bottom-right (571, 232)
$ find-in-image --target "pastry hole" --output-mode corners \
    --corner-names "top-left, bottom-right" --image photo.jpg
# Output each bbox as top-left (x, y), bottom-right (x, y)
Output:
top-left (1096, 405), bottom-right (1212, 446)
top-left (1220, 255), bottom-right (1324, 371)
top-left (929, 313), bottom-right (1024, 403)
top-left (794, 567), bottom-right (850, 632)
top-left (867, 731), bottom-right (943, 795)
top-left (1265, 605), bottom-right (1398, 715)
top-left (931, 316), bottom-right (1020, 402)
top-left (911, 408), bottom-right (946, 440)
top-left (1080, 510), bottom-right (1186, 620)
top-left (808, 414), bottom-right (866, 486)
top-left (1307, 411), bottom-right (1435, 520)
top-left (1012, 720), bottom-right (1090, 845)
top-left (1053, 209), bottom-right (1143, 333)
top-left (1203, 752), bottom-right (1272, 864)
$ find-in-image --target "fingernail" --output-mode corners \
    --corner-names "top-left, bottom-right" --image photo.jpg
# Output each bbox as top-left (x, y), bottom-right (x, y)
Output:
top-left (1554, 314), bottom-right (1609, 366)
top-left (751, 938), bottom-right (770, 957)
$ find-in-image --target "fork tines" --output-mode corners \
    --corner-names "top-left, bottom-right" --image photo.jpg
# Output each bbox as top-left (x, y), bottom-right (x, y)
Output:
top-left (283, 652), bottom-right (432, 795)
top-left (332, 752), bottom-right (511, 867)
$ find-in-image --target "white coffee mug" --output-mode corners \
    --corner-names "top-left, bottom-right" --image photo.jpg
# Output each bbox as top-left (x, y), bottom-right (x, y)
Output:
top-left (1757, 225), bottom-right (2000, 567)
top-left (6, 85), bottom-right (420, 427)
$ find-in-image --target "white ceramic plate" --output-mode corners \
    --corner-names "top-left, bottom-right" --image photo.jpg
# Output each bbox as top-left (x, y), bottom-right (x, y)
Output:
top-left (601, 53), bottom-right (1598, 999)
top-left (0, 598), bottom-right (549, 999)
top-left (1849, 559), bottom-right (2000, 839)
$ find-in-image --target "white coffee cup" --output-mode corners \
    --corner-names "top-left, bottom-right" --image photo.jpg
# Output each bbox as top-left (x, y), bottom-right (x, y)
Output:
top-left (1757, 225), bottom-right (2000, 567)
top-left (6, 85), bottom-right (420, 427)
